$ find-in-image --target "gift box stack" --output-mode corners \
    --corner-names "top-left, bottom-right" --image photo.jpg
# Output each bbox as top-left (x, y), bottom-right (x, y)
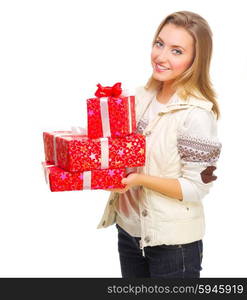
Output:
top-left (42, 82), bottom-right (146, 192)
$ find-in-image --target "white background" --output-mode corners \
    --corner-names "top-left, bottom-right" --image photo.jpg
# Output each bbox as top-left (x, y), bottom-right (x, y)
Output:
top-left (0, 0), bottom-right (246, 277)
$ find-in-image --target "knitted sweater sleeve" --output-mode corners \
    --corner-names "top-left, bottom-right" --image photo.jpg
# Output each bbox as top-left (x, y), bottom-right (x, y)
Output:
top-left (177, 107), bottom-right (222, 202)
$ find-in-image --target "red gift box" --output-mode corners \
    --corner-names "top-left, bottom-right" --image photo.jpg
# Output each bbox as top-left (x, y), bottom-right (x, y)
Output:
top-left (42, 162), bottom-right (126, 192)
top-left (87, 82), bottom-right (136, 139)
top-left (54, 133), bottom-right (145, 172)
top-left (43, 128), bottom-right (86, 164)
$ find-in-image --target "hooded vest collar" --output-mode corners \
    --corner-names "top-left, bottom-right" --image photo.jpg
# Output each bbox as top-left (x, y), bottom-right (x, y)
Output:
top-left (136, 86), bottom-right (213, 113)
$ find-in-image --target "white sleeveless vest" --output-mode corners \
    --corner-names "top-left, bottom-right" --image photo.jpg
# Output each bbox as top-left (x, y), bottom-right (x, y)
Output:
top-left (97, 86), bottom-right (217, 249)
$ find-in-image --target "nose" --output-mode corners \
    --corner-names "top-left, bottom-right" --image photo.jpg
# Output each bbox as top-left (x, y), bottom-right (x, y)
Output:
top-left (156, 47), bottom-right (169, 63)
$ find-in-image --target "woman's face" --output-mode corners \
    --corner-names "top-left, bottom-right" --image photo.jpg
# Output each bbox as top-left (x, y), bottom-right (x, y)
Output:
top-left (151, 23), bottom-right (195, 83)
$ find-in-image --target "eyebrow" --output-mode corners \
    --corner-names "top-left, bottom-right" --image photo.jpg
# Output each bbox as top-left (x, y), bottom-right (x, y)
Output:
top-left (156, 36), bottom-right (186, 51)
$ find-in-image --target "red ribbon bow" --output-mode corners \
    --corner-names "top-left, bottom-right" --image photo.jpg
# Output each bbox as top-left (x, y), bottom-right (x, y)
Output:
top-left (94, 82), bottom-right (122, 98)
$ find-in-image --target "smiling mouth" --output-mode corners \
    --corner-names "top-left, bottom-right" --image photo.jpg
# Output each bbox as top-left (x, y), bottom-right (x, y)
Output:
top-left (154, 63), bottom-right (170, 71)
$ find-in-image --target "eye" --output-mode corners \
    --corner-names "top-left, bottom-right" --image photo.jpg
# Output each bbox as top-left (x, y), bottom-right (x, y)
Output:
top-left (154, 40), bottom-right (163, 47)
top-left (172, 49), bottom-right (182, 55)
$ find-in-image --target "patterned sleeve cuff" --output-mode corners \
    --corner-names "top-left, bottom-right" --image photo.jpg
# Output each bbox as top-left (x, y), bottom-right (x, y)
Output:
top-left (177, 133), bottom-right (222, 166)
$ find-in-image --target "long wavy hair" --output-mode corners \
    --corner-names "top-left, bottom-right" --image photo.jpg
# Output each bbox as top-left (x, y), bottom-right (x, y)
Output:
top-left (145, 11), bottom-right (220, 119)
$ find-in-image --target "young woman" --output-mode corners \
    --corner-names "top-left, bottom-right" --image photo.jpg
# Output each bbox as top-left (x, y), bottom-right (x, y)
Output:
top-left (98, 11), bottom-right (222, 278)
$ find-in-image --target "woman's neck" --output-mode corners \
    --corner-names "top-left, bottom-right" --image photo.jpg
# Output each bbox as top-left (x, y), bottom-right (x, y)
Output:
top-left (157, 84), bottom-right (176, 104)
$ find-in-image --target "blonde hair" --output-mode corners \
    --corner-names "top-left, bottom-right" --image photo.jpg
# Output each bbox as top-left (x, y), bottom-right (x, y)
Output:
top-left (145, 11), bottom-right (220, 119)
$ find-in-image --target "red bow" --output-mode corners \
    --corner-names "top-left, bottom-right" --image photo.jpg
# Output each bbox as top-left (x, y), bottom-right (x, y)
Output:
top-left (94, 82), bottom-right (122, 98)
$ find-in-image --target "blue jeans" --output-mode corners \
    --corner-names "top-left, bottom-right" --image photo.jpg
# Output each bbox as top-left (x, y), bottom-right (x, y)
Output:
top-left (116, 224), bottom-right (203, 278)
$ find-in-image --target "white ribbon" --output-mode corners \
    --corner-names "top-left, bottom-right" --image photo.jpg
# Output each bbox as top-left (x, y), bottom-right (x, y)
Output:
top-left (42, 162), bottom-right (54, 190)
top-left (71, 126), bottom-right (87, 135)
top-left (100, 97), bottom-right (111, 137)
top-left (83, 171), bottom-right (91, 189)
top-left (100, 138), bottom-right (109, 169)
top-left (127, 96), bottom-right (133, 134)
top-left (53, 133), bottom-right (64, 165)
top-left (119, 89), bottom-right (133, 134)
